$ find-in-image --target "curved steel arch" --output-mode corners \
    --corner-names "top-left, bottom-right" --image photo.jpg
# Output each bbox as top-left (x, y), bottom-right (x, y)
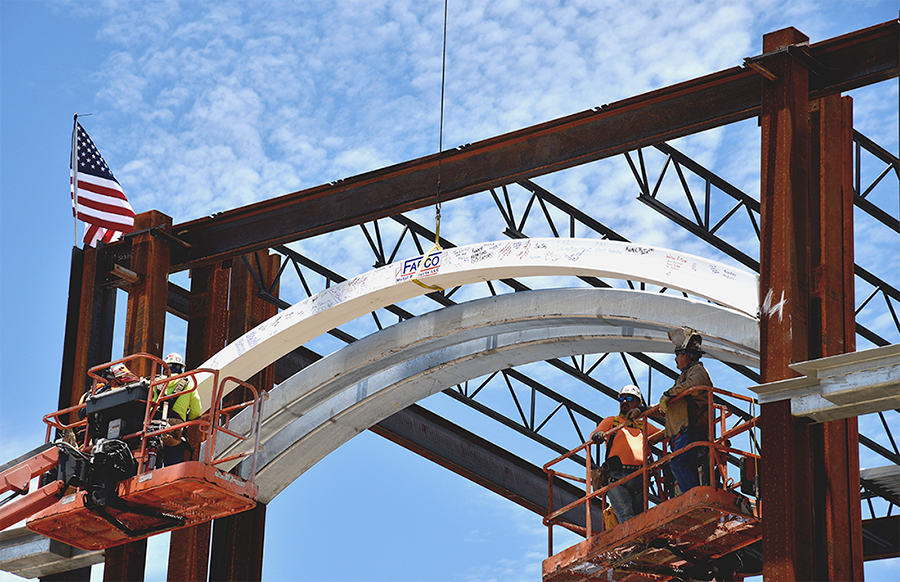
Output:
top-left (194, 238), bottom-right (759, 408)
top-left (210, 288), bottom-right (759, 503)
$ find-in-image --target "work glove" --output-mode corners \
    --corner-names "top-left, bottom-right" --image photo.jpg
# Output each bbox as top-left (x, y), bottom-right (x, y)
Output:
top-left (590, 431), bottom-right (604, 445)
top-left (659, 393), bottom-right (670, 414)
top-left (624, 407), bottom-right (644, 421)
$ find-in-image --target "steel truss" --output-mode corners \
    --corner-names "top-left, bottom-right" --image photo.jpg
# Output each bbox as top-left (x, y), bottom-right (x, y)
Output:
top-left (628, 133), bottom-right (900, 348)
top-left (226, 133), bottom-right (898, 520)
top-left (623, 135), bottom-right (900, 476)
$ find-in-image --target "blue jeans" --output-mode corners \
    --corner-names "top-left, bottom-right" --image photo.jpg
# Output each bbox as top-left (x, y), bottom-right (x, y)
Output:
top-left (606, 468), bottom-right (644, 522)
top-left (670, 429), bottom-right (701, 493)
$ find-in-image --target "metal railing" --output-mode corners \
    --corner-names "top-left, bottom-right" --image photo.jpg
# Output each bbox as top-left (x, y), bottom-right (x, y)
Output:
top-left (542, 385), bottom-right (760, 556)
top-left (42, 353), bottom-right (266, 485)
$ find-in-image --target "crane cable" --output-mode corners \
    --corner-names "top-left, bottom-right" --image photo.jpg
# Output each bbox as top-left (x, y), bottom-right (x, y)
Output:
top-left (412, 0), bottom-right (449, 292)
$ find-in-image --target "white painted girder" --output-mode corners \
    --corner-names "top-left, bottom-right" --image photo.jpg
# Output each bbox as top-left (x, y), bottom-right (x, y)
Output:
top-left (751, 344), bottom-right (900, 422)
top-left (207, 288), bottom-right (759, 503)
top-left (194, 238), bottom-right (759, 410)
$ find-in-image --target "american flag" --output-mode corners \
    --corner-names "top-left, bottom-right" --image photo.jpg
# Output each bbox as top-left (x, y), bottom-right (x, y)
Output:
top-left (70, 121), bottom-right (135, 247)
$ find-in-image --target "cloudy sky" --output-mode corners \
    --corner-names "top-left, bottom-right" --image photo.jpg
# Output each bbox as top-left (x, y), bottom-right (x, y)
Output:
top-left (1, 1), bottom-right (898, 581)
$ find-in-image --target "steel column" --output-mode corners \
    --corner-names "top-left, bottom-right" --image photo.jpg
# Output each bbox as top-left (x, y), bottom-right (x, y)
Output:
top-left (122, 211), bottom-right (173, 377)
top-left (65, 246), bottom-right (116, 414)
top-left (105, 211), bottom-right (173, 582)
top-left (57, 247), bottom-right (85, 417)
top-left (46, 245), bottom-right (115, 582)
top-left (225, 251), bottom-right (280, 403)
top-left (185, 262), bottom-right (231, 370)
top-left (166, 262), bottom-right (231, 582)
top-left (759, 27), bottom-right (816, 581)
top-left (808, 93), bottom-right (864, 580)
top-left (208, 504), bottom-right (266, 582)
top-left (208, 251), bottom-right (279, 581)
top-left (760, 28), bottom-right (865, 580)
top-left (43, 249), bottom-right (92, 582)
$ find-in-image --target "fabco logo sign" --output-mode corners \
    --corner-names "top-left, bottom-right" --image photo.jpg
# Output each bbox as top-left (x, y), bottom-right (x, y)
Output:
top-left (398, 251), bottom-right (443, 282)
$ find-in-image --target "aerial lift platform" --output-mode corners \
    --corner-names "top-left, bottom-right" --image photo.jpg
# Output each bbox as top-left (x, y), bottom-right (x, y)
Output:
top-left (542, 387), bottom-right (762, 581)
top-left (0, 354), bottom-right (265, 551)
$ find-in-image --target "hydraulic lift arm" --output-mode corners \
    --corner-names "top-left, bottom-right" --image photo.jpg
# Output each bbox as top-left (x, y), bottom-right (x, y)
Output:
top-left (0, 444), bottom-right (63, 530)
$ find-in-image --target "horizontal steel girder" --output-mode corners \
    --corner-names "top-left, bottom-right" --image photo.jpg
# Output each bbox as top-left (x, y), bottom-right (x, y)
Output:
top-left (165, 21), bottom-right (898, 271)
top-left (371, 403), bottom-right (603, 530)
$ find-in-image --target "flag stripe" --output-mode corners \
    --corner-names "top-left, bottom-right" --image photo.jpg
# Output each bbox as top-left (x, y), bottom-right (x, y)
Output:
top-left (76, 193), bottom-right (136, 218)
top-left (75, 212), bottom-right (134, 232)
top-left (74, 177), bottom-right (130, 202)
top-left (71, 121), bottom-right (135, 247)
top-left (74, 199), bottom-right (135, 221)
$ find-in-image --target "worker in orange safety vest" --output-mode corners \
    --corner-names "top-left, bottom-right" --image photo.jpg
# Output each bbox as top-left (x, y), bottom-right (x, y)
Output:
top-left (591, 385), bottom-right (662, 522)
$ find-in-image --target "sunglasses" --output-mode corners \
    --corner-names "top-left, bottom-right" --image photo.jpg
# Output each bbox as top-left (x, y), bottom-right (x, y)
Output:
top-left (619, 395), bottom-right (637, 403)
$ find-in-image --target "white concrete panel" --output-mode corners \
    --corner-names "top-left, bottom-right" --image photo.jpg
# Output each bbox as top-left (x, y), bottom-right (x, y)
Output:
top-left (205, 289), bottom-right (758, 502)
top-left (194, 239), bottom-right (758, 409)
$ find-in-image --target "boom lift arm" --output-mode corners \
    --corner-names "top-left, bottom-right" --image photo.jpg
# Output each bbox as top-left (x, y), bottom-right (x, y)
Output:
top-left (0, 444), bottom-right (63, 530)
top-left (0, 353), bottom-right (265, 551)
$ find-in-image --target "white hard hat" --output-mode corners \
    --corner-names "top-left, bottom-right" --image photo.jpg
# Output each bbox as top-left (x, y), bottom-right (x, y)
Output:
top-left (619, 384), bottom-right (643, 401)
top-left (668, 327), bottom-right (704, 357)
top-left (164, 353), bottom-right (184, 367)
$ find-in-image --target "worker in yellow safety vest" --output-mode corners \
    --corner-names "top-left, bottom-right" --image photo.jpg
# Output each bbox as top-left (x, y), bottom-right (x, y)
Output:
top-left (153, 353), bottom-right (202, 465)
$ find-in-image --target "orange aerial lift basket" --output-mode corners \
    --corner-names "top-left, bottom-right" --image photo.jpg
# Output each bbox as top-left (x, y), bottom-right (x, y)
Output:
top-left (542, 386), bottom-right (762, 582)
top-left (4, 354), bottom-right (266, 551)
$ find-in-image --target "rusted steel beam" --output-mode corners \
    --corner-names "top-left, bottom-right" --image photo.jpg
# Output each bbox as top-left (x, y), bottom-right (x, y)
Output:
top-left (166, 281), bottom-right (191, 320)
top-left (166, 523), bottom-right (211, 582)
top-left (165, 262), bottom-right (231, 582)
top-left (165, 20), bottom-right (897, 272)
top-left (862, 515), bottom-right (900, 561)
top-left (105, 211), bottom-right (173, 582)
top-left (759, 26), bottom-right (817, 581)
top-left (122, 211), bottom-right (173, 377)
top-left (184, 263), bottom-right (231, 369)
top-left (204, 251), bottom-right (279, 582)
top-left (209, 503), bottom-right (266, 582)
top-left (371, 403), bottom-right (603, 530)
top-left (65, 246), bottom-right (116, 415)
top-left (226, 251), bottom-right (280, 401)
top-left (101, 540), bottom-right (148, 582)
top-left (809, 93), bottom-right (864, 581)
top-left (53, 247), bottom-right (114, 581)
top-left (760, 29), bottom-right (867, 580)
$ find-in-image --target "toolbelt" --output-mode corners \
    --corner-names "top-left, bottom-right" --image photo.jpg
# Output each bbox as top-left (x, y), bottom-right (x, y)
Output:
top-left (591, 456), bottom-right (624, 490)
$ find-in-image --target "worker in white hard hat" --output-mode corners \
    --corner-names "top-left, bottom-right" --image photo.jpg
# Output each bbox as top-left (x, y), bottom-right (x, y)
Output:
top-left (590, 385), bottom-right (661, 523)
top-left (153, 352), bottom-right (202, 465)
top-left (659, 329), bottom-right (712, 493)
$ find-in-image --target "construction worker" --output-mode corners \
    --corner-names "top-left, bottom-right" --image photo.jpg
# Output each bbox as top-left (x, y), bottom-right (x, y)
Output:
top-left (154, 353), bottom-right (202, 465)
top-left (591, 385), bottom-right (662, 523)
top-left (659, 329), bottom-right (712, 494)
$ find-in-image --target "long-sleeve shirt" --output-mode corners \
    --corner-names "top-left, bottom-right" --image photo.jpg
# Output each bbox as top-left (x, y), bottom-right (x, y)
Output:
top-left (661, 361), bottom-right (711, 438)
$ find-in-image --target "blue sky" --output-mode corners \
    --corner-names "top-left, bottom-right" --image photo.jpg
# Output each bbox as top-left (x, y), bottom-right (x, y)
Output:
top-left (1, 1), bottom-right (898, 581)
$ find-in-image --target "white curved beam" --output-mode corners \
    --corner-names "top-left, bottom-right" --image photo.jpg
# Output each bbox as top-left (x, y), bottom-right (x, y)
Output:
top-left (208, 288), bottom-right (758, 503)
top-left (195, 239), bottom-right (758, 408)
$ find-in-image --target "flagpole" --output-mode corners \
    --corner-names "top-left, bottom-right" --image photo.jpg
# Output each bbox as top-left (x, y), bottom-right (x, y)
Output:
top-left (71, 113), bottom-right (79, 247)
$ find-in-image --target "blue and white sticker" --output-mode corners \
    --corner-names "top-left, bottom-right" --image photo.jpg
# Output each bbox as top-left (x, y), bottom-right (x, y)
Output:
top-left (396, 251), bottom-right (442, 283)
